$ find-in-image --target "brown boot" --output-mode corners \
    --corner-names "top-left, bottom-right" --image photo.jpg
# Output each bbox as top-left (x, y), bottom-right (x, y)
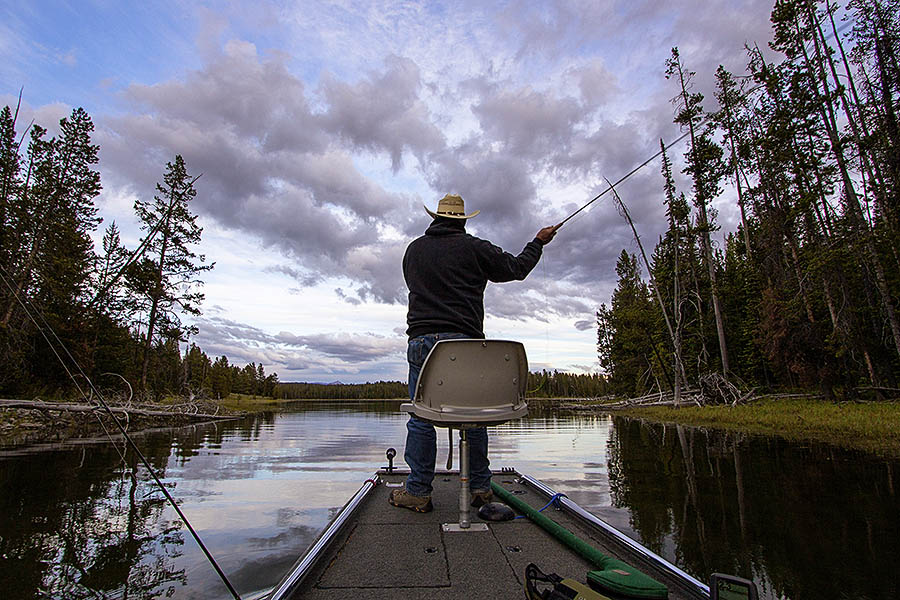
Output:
top-left (470, 489), bottom-right (493, 508)
top-left (389, 487), bottom-right (433, 513)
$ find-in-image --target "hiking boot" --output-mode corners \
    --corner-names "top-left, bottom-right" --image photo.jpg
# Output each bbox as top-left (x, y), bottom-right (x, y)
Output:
top-left (470, 489), bottom-right (493, 508)
top-left (389, 487), bottom-right (433, 513)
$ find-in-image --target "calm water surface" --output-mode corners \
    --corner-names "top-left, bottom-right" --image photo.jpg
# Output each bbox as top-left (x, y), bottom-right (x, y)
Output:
top-left (0, 401), bottom-right (897, 599)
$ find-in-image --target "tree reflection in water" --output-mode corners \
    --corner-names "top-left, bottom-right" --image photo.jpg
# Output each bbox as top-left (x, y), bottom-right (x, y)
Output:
top-left (607, 416), bottom-right (900, 600)
top-left (0, 441), bottom-right (191, 599)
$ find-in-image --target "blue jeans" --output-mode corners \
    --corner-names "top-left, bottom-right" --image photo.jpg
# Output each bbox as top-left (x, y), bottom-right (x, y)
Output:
top-left (404, 333), bottom-right (491, 497)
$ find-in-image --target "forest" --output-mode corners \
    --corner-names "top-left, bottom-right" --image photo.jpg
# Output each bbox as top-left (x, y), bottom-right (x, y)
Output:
top-left (0, 101), bottom-right (280, 400)
top-left (597, 0), bottom-right (900, 401)
top-left (274, 370), bottom-right (608, 400)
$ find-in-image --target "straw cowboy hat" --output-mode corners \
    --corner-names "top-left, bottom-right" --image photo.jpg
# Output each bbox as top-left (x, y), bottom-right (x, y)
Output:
top-left (424, 194), bottom-right (480, 220)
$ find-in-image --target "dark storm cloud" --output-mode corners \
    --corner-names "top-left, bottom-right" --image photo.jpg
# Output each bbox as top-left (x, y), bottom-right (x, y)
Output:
top-left (319, 55), bottom-right (445, 171)
top-left (574, 320), bottom-right (595, 331)
top-left (471, 86), bottom-right (583, 163)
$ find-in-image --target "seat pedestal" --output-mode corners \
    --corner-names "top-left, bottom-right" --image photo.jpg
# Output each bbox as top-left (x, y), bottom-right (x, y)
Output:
top-left (442, 427), bottom-right (488, 532)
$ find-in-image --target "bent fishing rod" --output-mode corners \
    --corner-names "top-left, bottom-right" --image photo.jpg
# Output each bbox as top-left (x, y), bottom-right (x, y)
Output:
top-left (0, 267), bottom-right (243, 600)
top-left (555, 129), bottom-right (691, 231)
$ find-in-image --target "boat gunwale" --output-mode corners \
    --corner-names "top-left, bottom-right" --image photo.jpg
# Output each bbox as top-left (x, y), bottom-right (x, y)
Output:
top-left (516, 472), bottom-right (710, 599)
top-left (266, 471), bottom-right (380, 600)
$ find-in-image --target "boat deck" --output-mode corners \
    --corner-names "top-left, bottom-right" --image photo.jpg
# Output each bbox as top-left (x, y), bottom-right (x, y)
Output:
top-left (279, 470), bottom-right (706, 600)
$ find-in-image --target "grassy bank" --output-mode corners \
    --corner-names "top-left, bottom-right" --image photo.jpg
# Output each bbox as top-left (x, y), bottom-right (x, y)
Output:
top-left (615, 397), bottom-right (900, 458)
top-left (204, 393), bottom-right (301, 412)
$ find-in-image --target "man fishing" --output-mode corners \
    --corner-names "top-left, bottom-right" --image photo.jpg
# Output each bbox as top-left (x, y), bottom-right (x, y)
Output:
top-left (390, 193), bottom-right (559, 512)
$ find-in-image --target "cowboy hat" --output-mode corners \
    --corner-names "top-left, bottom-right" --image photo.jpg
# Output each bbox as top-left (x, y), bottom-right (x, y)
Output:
top-left (424, 194), bottom-right (480, 220)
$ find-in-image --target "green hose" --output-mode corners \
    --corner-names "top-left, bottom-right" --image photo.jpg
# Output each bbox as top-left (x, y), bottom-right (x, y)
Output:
top-left (491, 482), bottom-right (668, 599)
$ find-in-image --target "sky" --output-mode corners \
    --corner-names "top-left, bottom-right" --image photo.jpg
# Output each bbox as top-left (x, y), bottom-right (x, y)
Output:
top-left (1, 0), bottom-right (779, 383)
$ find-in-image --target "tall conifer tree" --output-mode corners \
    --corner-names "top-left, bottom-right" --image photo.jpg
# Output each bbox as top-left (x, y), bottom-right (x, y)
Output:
top-left (132, 156), bottom-right (212, 393)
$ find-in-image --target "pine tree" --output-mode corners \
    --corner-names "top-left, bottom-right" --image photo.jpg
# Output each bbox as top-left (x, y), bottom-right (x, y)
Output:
top-left (183, 343), bottom-right (212, 397)
top-left (666, 47), bottom-right (731, 375)
top-left (132, 156), bottom-right (212, 392)
top-left (0, 104), bottom-right (22, 279)
top-left (603, 251), bottom-right (659, 397)
top-left (209, 355), bottom-right (232, 398)
top-left (94, 221), bottom-right (131, 323)
top-left (650, 142), bottom-right (694, 399)
top-left (714, 66), bottom-right (754, 256)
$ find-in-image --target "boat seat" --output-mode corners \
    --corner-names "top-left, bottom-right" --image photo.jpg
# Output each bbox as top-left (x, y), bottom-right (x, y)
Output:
top-left (401, 339), bottom-right (529, 530)
top-left (400, 339), bottom-right (528, 427)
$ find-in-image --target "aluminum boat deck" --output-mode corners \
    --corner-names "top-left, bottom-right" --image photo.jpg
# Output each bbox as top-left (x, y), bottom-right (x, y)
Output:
top-left (268, 468), bottom-right (709, 600)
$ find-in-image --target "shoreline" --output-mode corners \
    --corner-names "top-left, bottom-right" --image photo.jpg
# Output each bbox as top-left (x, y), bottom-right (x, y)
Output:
top-left (3, 395), bottom-right (898, 459)
top-left (0, 395), bottom-right (407, 450)
top-left (0, 398), bottom-right (244, 450)
top-left (597, 397), bottom-right (900, 459)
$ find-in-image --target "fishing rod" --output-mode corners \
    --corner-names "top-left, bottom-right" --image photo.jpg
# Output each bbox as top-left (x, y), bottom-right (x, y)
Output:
top-left (0, 266), bottom-right (243, 600)
top-left (556, 130), bottom-right (691, 230)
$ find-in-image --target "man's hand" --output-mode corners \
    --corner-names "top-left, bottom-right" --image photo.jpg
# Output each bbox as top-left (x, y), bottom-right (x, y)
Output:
top-left (536, 224), bottom-right (561, 244)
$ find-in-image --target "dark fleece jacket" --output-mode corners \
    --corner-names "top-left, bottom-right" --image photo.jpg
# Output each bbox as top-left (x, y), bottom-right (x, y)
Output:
top-left (403, 218), bottom-right (544, 339)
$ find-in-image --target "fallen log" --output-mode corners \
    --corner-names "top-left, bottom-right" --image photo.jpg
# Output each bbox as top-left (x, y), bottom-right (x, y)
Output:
top-left (0, 399), bottom-right (235, 420)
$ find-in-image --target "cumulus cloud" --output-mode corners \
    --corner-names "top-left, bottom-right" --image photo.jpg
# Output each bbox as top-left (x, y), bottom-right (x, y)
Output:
top-left (96, 44), bottom-right (421, 305)
top-left (471, 85), bottom-right (583, 163)
top-left (571, 59), bottom-right (619, 108)
top-left (275, 331), bottom-right (404, 362)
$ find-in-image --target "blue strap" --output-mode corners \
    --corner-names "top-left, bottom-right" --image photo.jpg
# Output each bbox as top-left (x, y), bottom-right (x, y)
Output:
top-left (514, 493), bottom-right (567, 519)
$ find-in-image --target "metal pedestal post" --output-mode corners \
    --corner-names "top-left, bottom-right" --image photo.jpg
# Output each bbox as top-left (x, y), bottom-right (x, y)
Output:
top-left (443, 426), bottom-right (488, 532)
top-left (459, 428), bottom-right (470, 529)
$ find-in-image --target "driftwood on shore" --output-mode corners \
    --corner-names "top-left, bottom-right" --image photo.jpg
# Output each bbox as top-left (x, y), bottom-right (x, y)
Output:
top-left (558, 388), bottom-right (825, 411)
top-left (0, 399), bottom-right (235, 420)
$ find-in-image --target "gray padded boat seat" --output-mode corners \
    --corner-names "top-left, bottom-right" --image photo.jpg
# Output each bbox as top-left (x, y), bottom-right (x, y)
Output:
top-left (401, 339), bottom-right (528, 427)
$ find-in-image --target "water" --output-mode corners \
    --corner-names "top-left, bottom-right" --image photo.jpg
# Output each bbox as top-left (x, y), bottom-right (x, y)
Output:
top-left (0, 401), bottom-right (897, 599)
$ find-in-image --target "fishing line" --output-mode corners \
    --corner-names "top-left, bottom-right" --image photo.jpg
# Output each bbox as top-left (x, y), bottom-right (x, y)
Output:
top-left (542, 254), bottom-right (550, 373)
top-left (0, 266), bottom-right (243, 600)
